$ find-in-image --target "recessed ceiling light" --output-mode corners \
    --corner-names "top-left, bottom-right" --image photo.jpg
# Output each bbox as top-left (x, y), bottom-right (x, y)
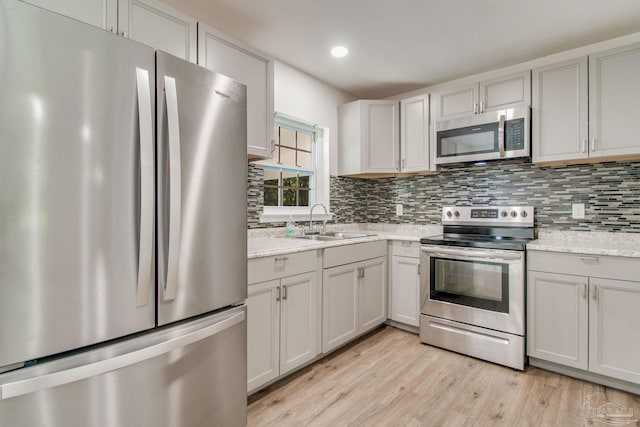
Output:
top-left (331, 46), bottom-right (349, 58)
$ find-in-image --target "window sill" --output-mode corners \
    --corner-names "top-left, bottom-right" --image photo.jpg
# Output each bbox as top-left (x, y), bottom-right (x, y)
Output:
top-left (259, 209), bottom-right (334, 224)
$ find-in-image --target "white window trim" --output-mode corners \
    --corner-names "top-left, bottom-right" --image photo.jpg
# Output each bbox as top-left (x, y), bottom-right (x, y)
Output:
top-left (257, 115), bottom-right (332, 224)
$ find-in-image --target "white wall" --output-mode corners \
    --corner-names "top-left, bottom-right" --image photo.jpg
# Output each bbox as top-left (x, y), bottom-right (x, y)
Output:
top-left (274, 61), bottom-right (355, 176)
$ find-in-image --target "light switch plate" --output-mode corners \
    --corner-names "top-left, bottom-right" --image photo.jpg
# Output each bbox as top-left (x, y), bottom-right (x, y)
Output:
top-left (396, 204), bottom-right (403, 216)
top-left (572, 203), bottom-right (585, 219)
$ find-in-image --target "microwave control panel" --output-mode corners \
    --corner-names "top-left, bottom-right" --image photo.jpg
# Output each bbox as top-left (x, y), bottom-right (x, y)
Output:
top-left (505, 118), bottom-right (525, 150)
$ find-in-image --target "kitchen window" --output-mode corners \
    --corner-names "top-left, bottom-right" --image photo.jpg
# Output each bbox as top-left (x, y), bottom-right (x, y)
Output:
top-left (264, 125), bottom-right (315, 207)
top-left (259, 113), bottom-right (331, 223)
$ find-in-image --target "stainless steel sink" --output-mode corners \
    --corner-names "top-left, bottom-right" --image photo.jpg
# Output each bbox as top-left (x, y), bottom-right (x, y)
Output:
top-left (319, 232), bottom-right (372, 239)
top-left (291, 232), bottom-right (374, 241)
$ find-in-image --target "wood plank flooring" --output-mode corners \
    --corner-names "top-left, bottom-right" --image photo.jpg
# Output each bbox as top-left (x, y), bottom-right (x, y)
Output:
top-left (248, 326), bottom-right (640, 426)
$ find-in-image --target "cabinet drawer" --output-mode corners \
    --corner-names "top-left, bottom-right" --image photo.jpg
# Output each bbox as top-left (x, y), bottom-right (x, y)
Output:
top-left (248, 250), bottom-right (317, 284)
top-left (323, 241), bottom-right (386, 269)
top-left (390, 240), bottom-right (420, 257)
top-left (528, 250), bottom-right (640, 282)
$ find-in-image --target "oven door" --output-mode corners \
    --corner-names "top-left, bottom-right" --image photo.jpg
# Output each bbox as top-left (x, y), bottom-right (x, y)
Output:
top-left (420, 245), bottom-right (524, 335)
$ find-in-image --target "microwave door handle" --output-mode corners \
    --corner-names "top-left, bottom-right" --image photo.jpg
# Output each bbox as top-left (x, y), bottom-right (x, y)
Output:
top-left (498, 114), bottom-right (506, 158)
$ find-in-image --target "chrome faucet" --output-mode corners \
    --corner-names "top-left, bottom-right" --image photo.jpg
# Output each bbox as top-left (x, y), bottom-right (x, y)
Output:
top-left (307, 203), bottom-right (328, 235)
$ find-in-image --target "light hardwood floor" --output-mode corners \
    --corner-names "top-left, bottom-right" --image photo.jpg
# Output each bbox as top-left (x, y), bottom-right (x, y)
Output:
top-left (248, 326), bottom-right (640, 427)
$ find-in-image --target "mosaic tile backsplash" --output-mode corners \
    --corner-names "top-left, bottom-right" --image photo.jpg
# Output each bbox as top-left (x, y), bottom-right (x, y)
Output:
top-left (248, 159), bottom-right (640, 232)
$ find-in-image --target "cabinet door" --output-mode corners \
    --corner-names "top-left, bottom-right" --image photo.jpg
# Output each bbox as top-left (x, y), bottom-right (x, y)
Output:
top-left (21, 0), bottom-right (117, 30)
top-left (479, 71), bottom-right (531, 113)
top-left (527, 271), bottom-right (588, 370)
top-left (118, 0), bottom-right (197, 63)
top-left (198, 23), bottom-right (274, 159)
top-left (431, 85), bottom-right (478, 122)
top-left (359, 257), bottom-right (387, 333)
top-left (400, 94), bottom-right (430, 172)
top-left (589, 43), bottom-right (640, 158)
top-left (280, 272), bottom-right (318, 375)
top-left (532, 58), bottom-right (588, 163)
top-left (390, 256), bottom-right (420, 327)
top-left (589, 278), bottom-right (640, 383)
top-left (362, 101), bottom-right (399, 173)
top-left (247, 280), bottom-right (280, 393)
top-left (322, 264), bottom-right (358, 353)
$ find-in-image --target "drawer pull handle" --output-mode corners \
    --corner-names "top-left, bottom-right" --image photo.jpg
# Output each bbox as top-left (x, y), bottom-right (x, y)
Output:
top-left (276, 286), bottom-right (281, 302)
top-left (282, 285), bottom-right (288, 300)
top-left (579, 256), bottom-right (599, 262)
top-left (275, 257), bottom-right (289, 262)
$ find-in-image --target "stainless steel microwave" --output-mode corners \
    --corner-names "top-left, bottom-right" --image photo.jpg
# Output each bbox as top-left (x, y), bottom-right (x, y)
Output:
top-left (434, 105), bottom-right (530, 165)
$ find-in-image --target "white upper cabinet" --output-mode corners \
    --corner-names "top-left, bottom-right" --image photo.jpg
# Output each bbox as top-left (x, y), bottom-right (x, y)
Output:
top-left (431, 71), bottom-right (531, 122)
top-left (589, 43), bottom-right (640, 158)
top-left (479, 72), bottom-right (531, 112)
top-left (20, 0), bottom-right (117, 30)
top-left (432, 85), bottom-right (477, 121)
top-left (533, 42), bottom-right (640, 163)
top-left (22, 0), bottom-right (197, 64)
top-left (532, 58), bottom-right (589, 163)
top-left (400, 94), bottom-right (432, 173)
top-left (119, 0), bottom-right (197, 63)
top-left (198, 23), bottom-right (275, 160)
top-left (338, 100), bottom-right (399, 175)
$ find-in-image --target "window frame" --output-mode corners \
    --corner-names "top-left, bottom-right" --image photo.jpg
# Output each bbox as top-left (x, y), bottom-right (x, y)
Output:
top-left (257, 113), bottom-right (332, 223)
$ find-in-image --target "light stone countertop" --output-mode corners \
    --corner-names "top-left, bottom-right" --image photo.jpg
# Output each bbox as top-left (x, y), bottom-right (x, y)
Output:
top-left (247, 223), bottom-right (442, 259)
top-left (527, 230), bottom-right (640, 258)
top-left (249, 225), bottom-right (640, 259)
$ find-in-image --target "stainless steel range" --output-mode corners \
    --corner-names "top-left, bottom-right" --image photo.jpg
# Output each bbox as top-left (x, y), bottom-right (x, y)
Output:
top-left (419, 206), bottom-right (534, 370)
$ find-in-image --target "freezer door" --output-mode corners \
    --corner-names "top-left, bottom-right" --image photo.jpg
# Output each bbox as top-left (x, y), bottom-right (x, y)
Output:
top-left (157, 51), bottom-right (248, 325)
top-left (0, 306), bottom-right (247, 427)
top-left (0, 1), bottom-right (156, 369)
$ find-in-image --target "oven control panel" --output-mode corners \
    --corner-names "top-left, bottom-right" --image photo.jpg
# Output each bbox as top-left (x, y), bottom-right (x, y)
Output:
top-left (442, 206), bottom-right (534, 226)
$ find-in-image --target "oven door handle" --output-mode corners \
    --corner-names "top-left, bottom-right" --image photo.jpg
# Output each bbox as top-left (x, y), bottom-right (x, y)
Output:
top-left (422, 247), bottom-right (522, 261)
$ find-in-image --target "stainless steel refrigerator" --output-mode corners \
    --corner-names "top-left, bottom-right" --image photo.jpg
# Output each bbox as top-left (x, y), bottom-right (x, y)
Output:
top-left (0, 1), bottom-right (248, 425)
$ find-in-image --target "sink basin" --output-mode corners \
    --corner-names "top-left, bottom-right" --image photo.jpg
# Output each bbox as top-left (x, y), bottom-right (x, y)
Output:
top-left (291, 232), bottom-right (374, 241)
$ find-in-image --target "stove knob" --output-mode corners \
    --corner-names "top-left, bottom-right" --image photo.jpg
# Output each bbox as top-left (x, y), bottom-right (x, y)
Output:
top-left (501, 210), bottom-right (508, 218)
top-left (446, 210), bottom-right (453, 218)
top-left (520, 210), bottom-right (528, 218)
top-left (454, 210), bottom-right (460, 218)
top-left (510, 210), bottom-right (518, 218)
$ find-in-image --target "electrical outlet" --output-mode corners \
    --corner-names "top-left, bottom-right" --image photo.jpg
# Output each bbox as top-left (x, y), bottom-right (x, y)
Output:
top-left (572, 203), bottom-right (585, 219)
top-left (395, 204), bottom-right (403, 216)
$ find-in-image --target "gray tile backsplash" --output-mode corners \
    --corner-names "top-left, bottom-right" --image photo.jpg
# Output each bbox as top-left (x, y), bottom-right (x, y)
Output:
top-left (248, 159), bottom-right (640, 232)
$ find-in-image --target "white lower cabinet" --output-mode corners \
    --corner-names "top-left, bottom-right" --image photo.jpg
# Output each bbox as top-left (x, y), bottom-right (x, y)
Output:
top-left (527, 270), bottom-right (588, 369)
top-left (322, 241), bottom-right (387, 353)
top-left (389, 241), bottom-right (421, 327)
top-left (527, 251), bottom-right (640, 386)
top-left (588, 277), bottom-right (640, 383)
top-left (247, 252), bottom-right (319, 393)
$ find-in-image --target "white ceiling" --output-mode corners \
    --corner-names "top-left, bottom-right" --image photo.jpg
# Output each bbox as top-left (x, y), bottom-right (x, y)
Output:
top-left (163, 0), bottom-right (640, 98)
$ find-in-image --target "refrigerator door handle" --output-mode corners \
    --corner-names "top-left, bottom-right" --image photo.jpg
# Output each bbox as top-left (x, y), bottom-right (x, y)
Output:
top-left (0, 311), bottom-right (245, 400)
top-left (164, 75), bottom-right (182, 301)
top-left (135, 67), bottom-right (154, 308)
